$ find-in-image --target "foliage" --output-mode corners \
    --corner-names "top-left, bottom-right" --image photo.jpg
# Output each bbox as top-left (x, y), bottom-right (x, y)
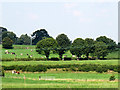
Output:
top-left (3, 64), bottom-right (119, 73)
top-left (70, 38), bottom-right (85, 59)
top-left (96, 36), bottom-right (116, 53)
top-left (109, 75), bottom-right (115, 81)
top-left (56, 33), bottom-right (71, 60)
top-left (94, 42), bottom-right (108, 59)
top-left (2, 37), bottom-right (13, 49)
top-left (36, 38), bottom-right (58, 60)
top-left (0, 27), bottom-right (7, 44)
top-left (84, 38), bottom-right (95, 59)
top-left (2, 31), bottom-right (17, 44)
top-left (0, 67), bottom-right (5, 77)
top-left (16, 34), bottom-right (31, 45)
top-left (31, 29), bottom-right (51, 45)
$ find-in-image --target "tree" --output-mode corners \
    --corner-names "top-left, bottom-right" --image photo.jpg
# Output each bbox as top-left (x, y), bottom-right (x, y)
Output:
top-left (84, 38), bottom-right (95, 59)
top-left (36, 38), bottom-right (58, 60)
top-left (94, 42), bottom-right (108, 59)
top-left (2, 31), bottom-right (17, 44)
top-left (31, 29), bottom-right (51, 45)
top-left (2, 37), bottom-right (13, 49)
top-left (70, 38), bottom-right (85, 59)
top-left (96, 36), bottom-right (116, 53)
top-left (0, 27), bottom-right (7, 44)
top-left (16, 34), bottom-right (31, 45)
top-left (56, 34), bottom-right (71, 60)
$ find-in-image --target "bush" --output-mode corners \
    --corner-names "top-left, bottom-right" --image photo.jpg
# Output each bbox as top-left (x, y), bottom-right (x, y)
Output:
top-left (65, 68), bottom-right (69, 71)
top-left (95, 66), bottom-right (104, 73)
top-left (62, 68), bottom-right (66, 71)
top-left (70, 66), bottom-right (77, 71)
top-left (109, 75), bottom-right (115, 81)
top-left (64, 57), bottom-right (72, 61)
top-left (3, 64), bottom-right (119, 73)
top-left (2, 37), bottom-right (13, 49)
top-left (50, 58), bottom-right (59, 61)
top-left (0, 68), bottom-right (5, 77)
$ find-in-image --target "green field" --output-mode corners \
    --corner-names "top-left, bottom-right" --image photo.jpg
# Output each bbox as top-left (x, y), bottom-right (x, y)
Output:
top-left (2, 60), bottom-right (118, 66)
top-left (1, 45), bottom-right (119, 88)
top-left (2, 71), bottom-right (118, 88)
top-left (1, 45), bottom-right (119, 59)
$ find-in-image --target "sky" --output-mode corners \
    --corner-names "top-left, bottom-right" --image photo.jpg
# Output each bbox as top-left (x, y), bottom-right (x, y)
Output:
top-left (0, 0), bottom-right (118, 43)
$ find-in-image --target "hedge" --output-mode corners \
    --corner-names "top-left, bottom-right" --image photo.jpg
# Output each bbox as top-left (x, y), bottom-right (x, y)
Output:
top-left (2, 64), bottom-right (120, 73)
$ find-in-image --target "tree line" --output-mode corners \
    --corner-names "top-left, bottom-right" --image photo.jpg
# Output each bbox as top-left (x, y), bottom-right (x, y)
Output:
top-left (0, 27), bottom-right (51, 45)
top-left (0, 26), bottom-right (118, 60)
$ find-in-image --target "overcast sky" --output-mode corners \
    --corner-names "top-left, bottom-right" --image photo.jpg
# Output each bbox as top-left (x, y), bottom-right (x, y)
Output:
top-left (0, 0), bottom-right (118, 42)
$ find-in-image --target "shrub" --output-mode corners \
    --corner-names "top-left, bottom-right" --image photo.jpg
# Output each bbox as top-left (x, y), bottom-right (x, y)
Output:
top-left (64, 57), bottom-right (72, 61)
top-left (65, 68), bottom-right (69, 71)
top-left (56, 68), bottom-right (58, 71)
top-left (62, 68), bottom-right (66, 71)
top-left (95, 66), bottom-right (103, 73)
top-left (70, 66), bottom-right (77, 71)
top-left (50, 58), bottom-right (59, 61)
top-left (2, 37), bottom-right (13, 49)
top-left (109, 75), bottom-right (115, 81)
top-left (0, 68), bottom-right (5, 77)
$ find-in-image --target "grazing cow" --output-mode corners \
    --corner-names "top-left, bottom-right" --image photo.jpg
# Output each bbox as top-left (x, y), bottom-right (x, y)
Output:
top-left (30, 55), bottom-right (33, 58)
top-left (11, 52), bottom-right (15, 55)
top-left (12, 70), bottom-right (20, 74)
top-left (12, 70), bottom-right (16, 74)
top-left (16, 71), bottom-right (20, 74)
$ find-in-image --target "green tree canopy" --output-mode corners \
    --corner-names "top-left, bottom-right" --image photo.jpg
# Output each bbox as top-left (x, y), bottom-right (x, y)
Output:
top-left (84, 38), bottom-right (95, 59)
top-left (36, 38), bottom-right (58, 60)
top-left (96, 36), bottom-right (116, 52)
top-left (70, 38), bottom-right (85, 59)
top-left (94, 41), bottom-right (108, 59)
top-left (56, 33), bottom-right (71, 59)
top-left (2, 31), bottom-right (17, 44)
top-left (2, 37), bottom-right (13, 49)
top-left (31, 29), bottom-right (51, 45)
top-left (0, 27), bottom-right (7, 44)
top-left (16, 34), bottom-right (31, 45)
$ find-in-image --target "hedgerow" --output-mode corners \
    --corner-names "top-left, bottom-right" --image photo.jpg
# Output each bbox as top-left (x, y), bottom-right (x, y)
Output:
top-left (2, 64), bottom-right (119, 73)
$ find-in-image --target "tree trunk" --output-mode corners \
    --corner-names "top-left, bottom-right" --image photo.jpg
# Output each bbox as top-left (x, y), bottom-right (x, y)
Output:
top-left (60, 54), bottom-right (62, 60)
top-left (86, 53), bottom-right (89, 60)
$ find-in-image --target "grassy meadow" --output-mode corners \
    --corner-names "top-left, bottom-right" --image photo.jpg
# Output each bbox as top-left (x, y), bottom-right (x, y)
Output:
top-left (2, 60), bottom-right (118, 66)
top-left (1, 45), bottom-right (119, 88)
top-left (1, 45), bottom-right (119, 59)
top-left (2, 71), bottom-right (118, 88)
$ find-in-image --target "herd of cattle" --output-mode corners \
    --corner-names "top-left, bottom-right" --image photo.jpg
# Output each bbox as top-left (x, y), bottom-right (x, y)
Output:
top-left (4, 50), bottom-right (33, 58)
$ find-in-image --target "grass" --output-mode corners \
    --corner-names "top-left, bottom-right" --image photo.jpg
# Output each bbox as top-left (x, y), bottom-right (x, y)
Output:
top-left (1, 45), bottom-right (119, 59)
top-left (2, 59), bottom-right (118, 66)
top-left (2, 72), bottom-right (118, 88)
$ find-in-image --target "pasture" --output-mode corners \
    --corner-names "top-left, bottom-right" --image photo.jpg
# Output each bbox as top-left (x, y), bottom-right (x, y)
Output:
top-left (2, 60), bottom-right (118, 66)
top-left (1, 45), bottom-right (119, 88)
top-left (2, 71), bottom-right (118, 88)
top-left (1, 45), bottom-right (119, 59)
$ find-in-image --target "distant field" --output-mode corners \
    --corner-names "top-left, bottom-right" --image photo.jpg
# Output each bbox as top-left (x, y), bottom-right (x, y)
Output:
top-left (1, 45), bottom-right (119, 59)
top-left (2, 48), bottom-right (72, 59)
top-left (2, 72), bottom-right (118, 88)
top-left (2, 60), bottom-right (118, 66)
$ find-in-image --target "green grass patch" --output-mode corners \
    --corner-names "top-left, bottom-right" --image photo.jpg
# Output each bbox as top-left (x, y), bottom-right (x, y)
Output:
top-left (2, 60), bottom-right (118, 66)
top-left (2, 72), bottom-right (118, 88)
